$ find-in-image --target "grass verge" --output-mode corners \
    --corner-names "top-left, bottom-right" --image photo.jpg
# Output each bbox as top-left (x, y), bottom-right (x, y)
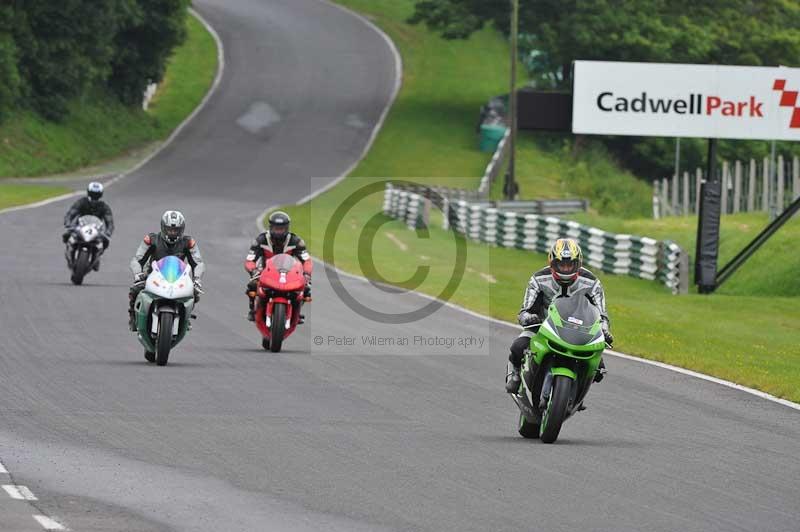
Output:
top-left (278, 0), bottom-right (799, 402)
top-left (0, 12), bottom-right (217, 208)
top-left (0, 184), bottom-right (72, 210)
top-left (490, 133), bottom-right (653, 218)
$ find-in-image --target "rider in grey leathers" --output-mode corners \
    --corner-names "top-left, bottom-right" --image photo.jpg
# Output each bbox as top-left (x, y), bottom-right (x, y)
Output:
top-left (506, 238), bottom-right (613, 393)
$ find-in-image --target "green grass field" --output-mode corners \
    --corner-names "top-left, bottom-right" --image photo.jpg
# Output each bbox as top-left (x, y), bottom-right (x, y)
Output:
top-left (0, 12), bottom-right (218, 207)
top-left (0, 183), bottom-right (72, 210)
top-left (278, 0), bottom-right (800, 402)
top-left (491, 134), bottom-right (653, 218)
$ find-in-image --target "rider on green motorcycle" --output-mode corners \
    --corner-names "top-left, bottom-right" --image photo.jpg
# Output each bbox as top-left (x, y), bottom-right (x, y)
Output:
top-left (505, 238), bottom-right (612, 393)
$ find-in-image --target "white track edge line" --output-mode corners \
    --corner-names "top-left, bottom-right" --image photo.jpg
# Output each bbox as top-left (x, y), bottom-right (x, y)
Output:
top-left (0, 460), bottom-right (7, 474)
top-left (0, 7), bottom-right (226, 217)
top-left (292, 0), bottom-right (404, 206)
top-left (3, 484), bottom-right (37, 500)
top-left (33, 515), bottom-right (67, 531)
top-left (255, 3), bottom-right (800, 413)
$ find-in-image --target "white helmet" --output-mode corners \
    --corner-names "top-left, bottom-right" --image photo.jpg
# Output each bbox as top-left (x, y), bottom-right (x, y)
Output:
top-left (160, 210), bottom-right (186, 244)
top-left (87, 182), bottom-right (104, 201)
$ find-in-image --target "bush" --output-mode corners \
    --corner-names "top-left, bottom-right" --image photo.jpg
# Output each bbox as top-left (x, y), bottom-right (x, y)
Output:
top-left (109, 0), bottom-right (190, 105)
top-left (0, 0), bottom-right (189, 123)
top-left (0, 5), bottom-right (20, 120)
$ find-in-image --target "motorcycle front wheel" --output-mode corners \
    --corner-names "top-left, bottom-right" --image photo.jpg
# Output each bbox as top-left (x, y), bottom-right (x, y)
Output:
top-left (539, 375), bottom-right (572, 443)
top-left (156, 312), bottom-right (174, 366)
top-left (269, 303), bottom-right (286, 353)
top-left (71, 248), bottom-right (90, 285)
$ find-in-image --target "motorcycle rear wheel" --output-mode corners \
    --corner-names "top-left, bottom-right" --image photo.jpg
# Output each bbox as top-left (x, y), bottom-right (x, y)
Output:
top-left (269, 303), bottom-right (286, 353)
top-left (156, 312), bottom-right (174, 366)
top-left (518, 411), bottom-right (540, 439)
top-left (539, 375), bottom-right (572, 443)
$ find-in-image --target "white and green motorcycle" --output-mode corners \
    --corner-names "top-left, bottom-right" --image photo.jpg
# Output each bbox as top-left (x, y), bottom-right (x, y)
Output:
top-left (132, 256), bottom-right (195, 366)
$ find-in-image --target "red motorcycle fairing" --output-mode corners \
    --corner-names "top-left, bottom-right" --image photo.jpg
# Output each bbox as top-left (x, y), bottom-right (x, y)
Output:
top-left (254, 254), bottom-right (307, 344)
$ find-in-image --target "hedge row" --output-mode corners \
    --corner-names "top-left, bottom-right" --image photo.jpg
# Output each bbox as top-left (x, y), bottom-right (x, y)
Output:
top-left (0, 0), bottom-right (190, 121)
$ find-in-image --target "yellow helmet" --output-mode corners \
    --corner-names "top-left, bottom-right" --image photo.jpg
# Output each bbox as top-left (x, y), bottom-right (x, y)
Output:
top-left (548, 238), bottom-right (583, 285)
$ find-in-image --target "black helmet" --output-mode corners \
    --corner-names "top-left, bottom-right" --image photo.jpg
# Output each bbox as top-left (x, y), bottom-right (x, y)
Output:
top-left (87, 181), bottom-right (104, 202)
top-left (160, 210), bottom-right (186, 245)
top-left (548, 238), bottom-right (583, 286)
top-left (268, 211), bottom-right (291, 245)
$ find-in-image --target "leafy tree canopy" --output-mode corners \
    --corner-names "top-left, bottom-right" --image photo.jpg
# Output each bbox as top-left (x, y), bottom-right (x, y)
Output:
top-left (410, 1), bottom-right (800, 88)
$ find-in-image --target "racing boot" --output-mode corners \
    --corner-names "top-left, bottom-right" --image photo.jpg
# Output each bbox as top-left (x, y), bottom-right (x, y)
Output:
top-left (505, 364), bottom-right (522, 394)
top-left (247, 297), bottom-right (256, 322)
top-left (128, 309), bottom-right (137, 332)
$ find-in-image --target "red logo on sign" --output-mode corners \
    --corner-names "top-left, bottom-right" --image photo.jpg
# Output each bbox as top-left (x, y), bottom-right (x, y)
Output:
top-left (773, 79), bottom-right (800, 128)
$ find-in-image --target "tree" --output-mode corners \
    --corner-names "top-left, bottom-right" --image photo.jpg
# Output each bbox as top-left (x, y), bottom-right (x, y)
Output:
top-left (11, 0), bottom-right (127, 120)
top-left (109, 0), bottom-right (190, 106)
top-left (410, 0), bottom-right (800, 178)
top-left (0, 4), bottom-right (20, 120)
top-left (410, 0), bottom-right (800, 88)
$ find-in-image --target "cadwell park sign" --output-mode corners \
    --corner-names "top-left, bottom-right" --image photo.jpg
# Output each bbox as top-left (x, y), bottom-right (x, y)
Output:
top-left (572, 60), bottom-right (800, 141)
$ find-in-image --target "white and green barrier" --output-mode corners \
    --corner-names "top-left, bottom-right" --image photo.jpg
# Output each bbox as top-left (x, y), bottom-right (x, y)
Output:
top-left (381, 185), bottom-right (430, 230)
top-left (383, 184), bottom-right (688, 294)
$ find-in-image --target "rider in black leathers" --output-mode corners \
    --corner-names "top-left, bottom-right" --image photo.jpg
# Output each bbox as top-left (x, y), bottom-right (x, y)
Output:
top-left (63, 182), bottom-right (114, 248)
top-left (243, 211), bottom-right (312, 321)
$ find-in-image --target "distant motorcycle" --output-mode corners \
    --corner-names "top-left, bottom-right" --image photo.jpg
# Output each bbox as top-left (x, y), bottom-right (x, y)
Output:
top-left (65, 215), bottom-right (107, 285)
top-left (132, 256), bottom-right (195, 366)
top-left (251, 253), bottom-right (307, 352)
top-left (509, 287), bottom-right (606, 443)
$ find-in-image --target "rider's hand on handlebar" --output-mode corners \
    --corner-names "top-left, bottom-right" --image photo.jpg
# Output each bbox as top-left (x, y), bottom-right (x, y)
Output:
top-left (134, 272), bottom-right (147, 283)
top-left (604, 330), bottom-right (614, 347)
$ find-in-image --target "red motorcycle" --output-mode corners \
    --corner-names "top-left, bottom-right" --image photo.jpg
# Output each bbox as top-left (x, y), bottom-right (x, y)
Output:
top-left (253, 253), bottom-right (307, 352)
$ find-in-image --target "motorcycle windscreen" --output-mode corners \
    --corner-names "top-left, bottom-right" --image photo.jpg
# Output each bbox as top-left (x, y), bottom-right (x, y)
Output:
top-left (77, 215), bottom-right (104, 228)
top-left (270, 254), bottom-right (299, 272)
top-left (155, 256), bottom-right (187, 283)
top-left (553, 294), bottom-right (600, 346)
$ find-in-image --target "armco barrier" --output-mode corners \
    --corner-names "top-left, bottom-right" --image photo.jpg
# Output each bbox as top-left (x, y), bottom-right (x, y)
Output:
top-left (383, 184), bottom-right (688, 294)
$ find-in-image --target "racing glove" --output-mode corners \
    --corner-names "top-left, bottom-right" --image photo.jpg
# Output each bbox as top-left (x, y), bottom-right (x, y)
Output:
top-left (134, 272), bottom-right (147, 283)
top-left (603, 329), bottom-right (614, 347)
top-left (519, 312), bottom-right (541, 330)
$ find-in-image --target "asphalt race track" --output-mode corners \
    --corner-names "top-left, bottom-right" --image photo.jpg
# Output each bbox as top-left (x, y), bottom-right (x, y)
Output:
top-left (1, 1), bottom-right (799, 531)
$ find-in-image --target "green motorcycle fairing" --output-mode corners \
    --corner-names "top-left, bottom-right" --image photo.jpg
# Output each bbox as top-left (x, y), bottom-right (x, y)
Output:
top-left (520, 289), bottom-right (605, 420)
top-left (134, 290), bottom-right (194, 352)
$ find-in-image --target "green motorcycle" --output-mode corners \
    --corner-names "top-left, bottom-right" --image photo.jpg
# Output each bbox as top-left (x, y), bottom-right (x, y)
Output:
top-left (509, 287), bottom-right (606, 443)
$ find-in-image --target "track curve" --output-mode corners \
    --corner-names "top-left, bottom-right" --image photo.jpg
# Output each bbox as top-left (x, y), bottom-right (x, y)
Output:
top-left (0, 1), bottom-right (798, 531)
